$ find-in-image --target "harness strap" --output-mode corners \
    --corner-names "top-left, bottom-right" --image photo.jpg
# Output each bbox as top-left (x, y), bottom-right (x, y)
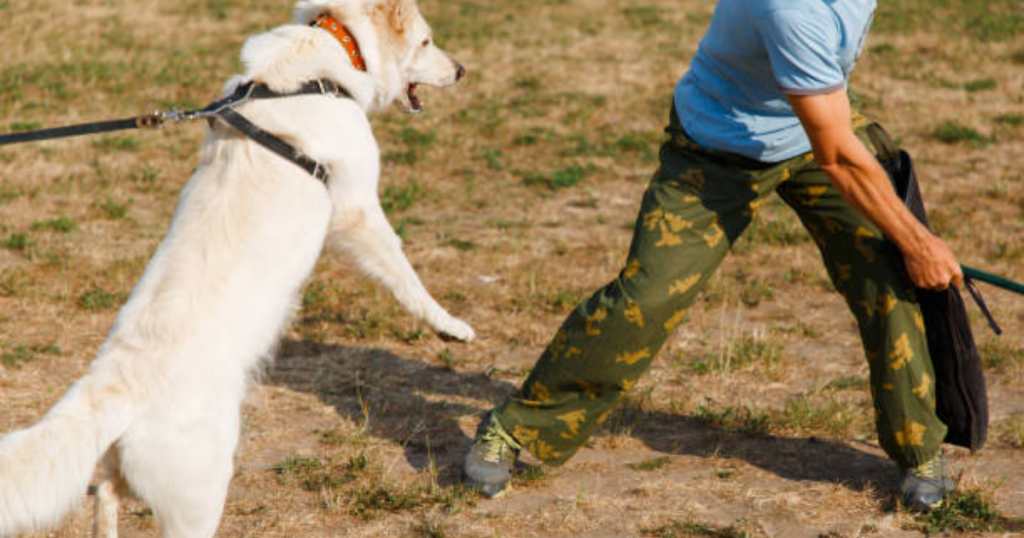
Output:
top-left (208, 79), bottom-right (351, 184)
top-left (216, 107), bottom-right (329, 184)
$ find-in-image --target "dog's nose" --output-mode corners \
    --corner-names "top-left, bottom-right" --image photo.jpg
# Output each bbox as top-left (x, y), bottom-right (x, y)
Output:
top-left (455, 62), bottom-right (466, 81)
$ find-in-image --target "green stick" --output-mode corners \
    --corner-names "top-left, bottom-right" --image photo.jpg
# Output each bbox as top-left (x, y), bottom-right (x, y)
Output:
top-left (963, 265), bottom-right (1024, 296)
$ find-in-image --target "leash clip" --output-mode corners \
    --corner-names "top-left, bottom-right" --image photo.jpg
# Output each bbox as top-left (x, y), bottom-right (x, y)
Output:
top-left (135, 113), bottom-right (165, 129)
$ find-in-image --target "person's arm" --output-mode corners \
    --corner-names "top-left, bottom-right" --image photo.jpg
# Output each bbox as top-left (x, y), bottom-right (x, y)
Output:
top-left (787, 89), bottom-right (962, 290)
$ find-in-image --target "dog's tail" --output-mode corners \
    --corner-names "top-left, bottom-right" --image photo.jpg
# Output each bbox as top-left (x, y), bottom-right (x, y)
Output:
top-left (0, 363), bottom-right (136, 536)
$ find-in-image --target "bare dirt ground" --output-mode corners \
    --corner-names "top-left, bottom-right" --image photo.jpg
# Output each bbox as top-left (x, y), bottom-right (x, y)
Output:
top-left (1, 0), bottom-right (1022, 536)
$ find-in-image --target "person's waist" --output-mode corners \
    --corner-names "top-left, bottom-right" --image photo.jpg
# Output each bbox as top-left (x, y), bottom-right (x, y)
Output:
top-left (666, 109), bottom-right (780, 170)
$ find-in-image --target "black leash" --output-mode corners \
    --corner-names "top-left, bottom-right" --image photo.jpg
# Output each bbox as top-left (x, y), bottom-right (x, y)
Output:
top-left (0, 115), bottom-right (165, 145)
top-left (0, 79), bottom-right (350, 184)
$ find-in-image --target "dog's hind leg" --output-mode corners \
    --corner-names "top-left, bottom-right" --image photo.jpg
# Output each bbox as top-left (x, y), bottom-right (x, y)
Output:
top-left (119, 412), bottom-right (237, 538)
top-left (328, 201), bottom-right (475, 341)
top-left (93, 480), bottom-right (120, 538)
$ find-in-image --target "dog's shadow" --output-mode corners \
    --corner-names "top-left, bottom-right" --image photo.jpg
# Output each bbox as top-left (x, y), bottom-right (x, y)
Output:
top-left (267, 340), bottom-right (892, 493)
top-left (266, 339), bottom-right (514, 484)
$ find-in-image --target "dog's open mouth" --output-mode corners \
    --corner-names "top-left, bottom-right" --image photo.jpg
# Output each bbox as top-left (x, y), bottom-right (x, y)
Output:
top-left (406, 83), bottom-right (423, 114)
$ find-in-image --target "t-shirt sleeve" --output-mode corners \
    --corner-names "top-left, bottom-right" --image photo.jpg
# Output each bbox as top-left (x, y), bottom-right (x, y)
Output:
top-left (756, 9), bottom-right (845, 95)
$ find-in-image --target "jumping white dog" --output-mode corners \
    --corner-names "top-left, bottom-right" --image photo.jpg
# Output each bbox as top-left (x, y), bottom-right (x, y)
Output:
top-left (0, 0), bottom-right (473, 536)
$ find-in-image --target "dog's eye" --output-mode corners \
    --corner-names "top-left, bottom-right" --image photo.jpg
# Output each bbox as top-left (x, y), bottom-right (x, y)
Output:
top-left (421, 38), bottom-right (430, 47)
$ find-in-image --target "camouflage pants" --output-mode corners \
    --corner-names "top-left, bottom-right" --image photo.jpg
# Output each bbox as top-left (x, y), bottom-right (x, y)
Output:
top-left (493, 107), bottom-right (947, 468)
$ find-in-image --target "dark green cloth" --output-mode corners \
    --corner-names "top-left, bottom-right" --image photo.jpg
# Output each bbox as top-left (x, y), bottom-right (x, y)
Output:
top-left (493, 105), bottom-right (947, 468)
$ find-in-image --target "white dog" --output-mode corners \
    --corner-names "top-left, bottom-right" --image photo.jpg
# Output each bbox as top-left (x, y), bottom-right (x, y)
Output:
top-left (0, 0), bottom-right (473, 536)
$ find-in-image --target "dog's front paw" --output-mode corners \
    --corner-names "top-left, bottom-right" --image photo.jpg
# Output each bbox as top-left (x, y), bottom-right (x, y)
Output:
top-left (435, 317), bottom-right (475, 342)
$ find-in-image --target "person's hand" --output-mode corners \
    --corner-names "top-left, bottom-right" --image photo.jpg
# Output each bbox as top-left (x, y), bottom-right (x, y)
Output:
top-left (901, 233), bottom-right (963, 290)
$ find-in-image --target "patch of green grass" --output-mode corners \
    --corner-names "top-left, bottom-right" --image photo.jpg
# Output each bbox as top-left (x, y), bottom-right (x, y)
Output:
top-left (642, 519), bottom-right (751, 538)
top-left (547, 288), bottom-right (582, 311)
top-left (8, 121), bottom-right (40, 132)
top-left (609, 132), bottom-right (660, 161)
top-left (273, 452), bottom-right (367, 493)
top-left (31, 215), bottom-right (77, 233)
top-left (623, 6), bottom-right (667, 30)
top-left (691, 333), bottom-right (783, 374)
top-left (912, 489), bottom-right (1021, 534)
top-left (132, 164), bottom-right (162, 192)
top-left (739, 278), bottom-right (774, 307)
top-left (739, 214), bottom-right (810, 248)
top-left (272, 455), bottom-right (325, 479)
top-left (478, 147), bottom-right (504, 170)
top-left (0, 267), bottom-right (31, 298)
top-left (870, 43), bottom-right (897, 54)
top-left (351, 483), bottom-right (422, 519)
top-left (0, 186), bottom-right (21, 205)
top-left (932, 121), bottom-right (991, 146)
top-left (393, 127), bottom-right (438, 147)
top-left (994, 113), bottom-right (1023, 126)
top-left (963, 78), bottom-right (997, 92)
top-left (435, 348), bottom-right (461, 371)
top-left (772, 396), bottom-right (861, 437)
top-left (442, 235), bottom-right (476, 251)
top-left (383, 150), bottom-right (418, 165)
top-left (694, 398), bottom-right (771, 436)
top-left (92, 136), bottom-right (140, 151)
top-left (966, 8), bottom-right (1023, 42)
top-left (997, 413), bottom-right (1024, 448)
top-left (513, 464), bottom-right (548, 485)
top-left (876, 0), bottom-right (1023, 42)
top-left (410, 518), bottom-right (449, 538)
top-left (629, 456), bottom-right (672, 471)
top-left (486, 219), bottom-right (530, 230)
top-left (980, 338), bottom-right (1023, 373)
top-left (99, 197), bottom-right (131, 220)
top-left (1, 342), bottom-right (61, 369)
top-left (384, 127), bottom-right (437, 165)
top-left (317, 429), bottom-right (351, 446)
top-left (79, 287), bottom-right (128, 311)
top-left (382, 182), bottom-right (424, 214)
top-left (2, 232), bottom-right (34, 251)
top-left (819, 375), bottom-right (869, 392)
top-left (521, 164), bottom-right (594, 190)
top-left (302, 282), bottom-right (330, 311)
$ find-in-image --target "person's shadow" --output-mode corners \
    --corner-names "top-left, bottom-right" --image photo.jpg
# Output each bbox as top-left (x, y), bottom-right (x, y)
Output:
top-left (268, 339), bottom-right (894, 495)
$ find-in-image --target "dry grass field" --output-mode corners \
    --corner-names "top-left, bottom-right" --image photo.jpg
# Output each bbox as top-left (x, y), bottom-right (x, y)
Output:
top-left (1, 0), bottom-right (1023, 536)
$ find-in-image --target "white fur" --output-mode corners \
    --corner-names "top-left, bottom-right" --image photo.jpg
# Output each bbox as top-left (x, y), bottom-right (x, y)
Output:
top-left (0, 1), bottom-right (470, 536)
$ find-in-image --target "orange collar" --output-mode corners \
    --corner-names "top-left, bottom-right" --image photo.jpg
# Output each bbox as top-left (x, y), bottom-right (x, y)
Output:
top-left (313, 14), bottom-right (368, 72)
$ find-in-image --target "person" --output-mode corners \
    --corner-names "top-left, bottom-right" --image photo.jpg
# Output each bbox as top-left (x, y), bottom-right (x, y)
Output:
top-left (463, 0), bottom-right (964, 511)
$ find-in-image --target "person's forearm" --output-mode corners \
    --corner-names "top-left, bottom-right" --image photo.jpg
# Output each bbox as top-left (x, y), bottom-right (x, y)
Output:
top-left (818, 153), bottom-right (933, 256)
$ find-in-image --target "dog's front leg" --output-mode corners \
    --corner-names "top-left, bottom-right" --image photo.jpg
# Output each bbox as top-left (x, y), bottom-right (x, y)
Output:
top-left (92, 480), bottom-right (119, 538)
top-left (328, 201), bottom-right (475, 342)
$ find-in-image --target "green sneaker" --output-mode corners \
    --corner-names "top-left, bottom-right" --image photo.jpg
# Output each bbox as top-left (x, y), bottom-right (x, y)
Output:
top-left (463, 414), bottom-right (521, 498)
top-left (899, 451), bottom-right (954, 512)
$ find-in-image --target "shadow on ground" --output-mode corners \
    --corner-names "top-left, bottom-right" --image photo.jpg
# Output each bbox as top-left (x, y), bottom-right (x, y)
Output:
top-left (607, 405), bottom-right (895, 496)
top-left (267, 339), bottom-right (516, 484)
top-left (269, 339), bottom-right (895, 496)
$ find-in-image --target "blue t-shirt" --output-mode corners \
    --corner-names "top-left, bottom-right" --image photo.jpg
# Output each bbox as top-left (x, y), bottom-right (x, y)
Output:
top-left (674, 0), bottom-right (876, 162)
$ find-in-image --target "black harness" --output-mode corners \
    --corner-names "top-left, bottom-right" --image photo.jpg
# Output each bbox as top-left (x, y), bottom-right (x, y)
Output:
top-left (0, 78), bottom-right (352, 184)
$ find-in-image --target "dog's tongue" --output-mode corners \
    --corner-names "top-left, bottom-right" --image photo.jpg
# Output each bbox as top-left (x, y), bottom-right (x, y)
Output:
top-left (407, 83), bottom-right (423, 113)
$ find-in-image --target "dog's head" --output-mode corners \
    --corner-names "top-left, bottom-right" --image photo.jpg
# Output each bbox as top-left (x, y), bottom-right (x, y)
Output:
top-left (294, 0), bottom-right (464, 114)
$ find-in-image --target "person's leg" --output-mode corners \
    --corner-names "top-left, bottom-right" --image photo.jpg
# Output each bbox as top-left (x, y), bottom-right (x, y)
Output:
top-left (487, 121), bottom-right (785, 468)
top-left (775, 128), bottom-right (950, 508)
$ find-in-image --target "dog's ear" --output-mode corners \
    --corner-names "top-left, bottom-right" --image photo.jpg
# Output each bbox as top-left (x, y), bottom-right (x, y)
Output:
top-left (375, 0), bottom-right (414, 35)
